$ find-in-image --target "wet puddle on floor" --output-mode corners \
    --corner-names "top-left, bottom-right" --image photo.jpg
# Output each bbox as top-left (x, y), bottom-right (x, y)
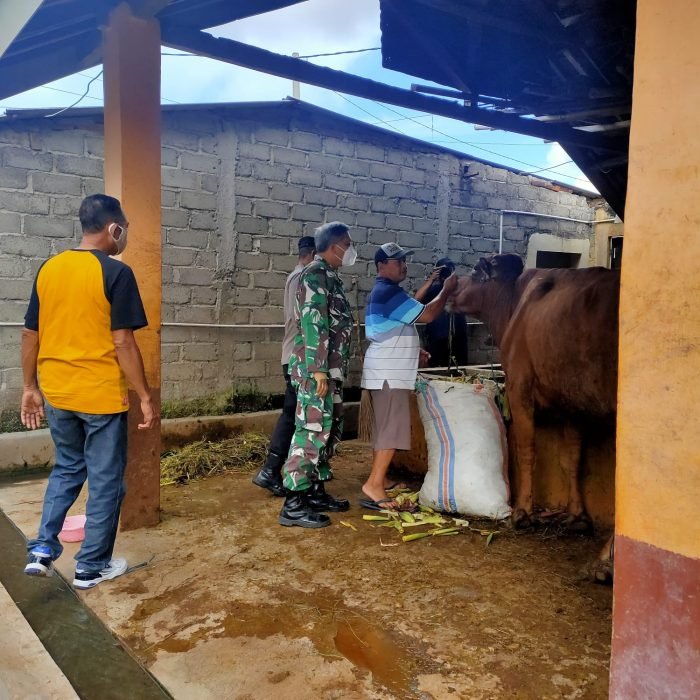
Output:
top-left (334, 615), bottom-right (416, 697)
top-left (126, 582), bottom-right (431, 697)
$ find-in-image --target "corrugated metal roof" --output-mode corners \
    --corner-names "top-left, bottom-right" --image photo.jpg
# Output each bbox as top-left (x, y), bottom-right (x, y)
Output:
top-left (379, 0), bottom-right (634, 216)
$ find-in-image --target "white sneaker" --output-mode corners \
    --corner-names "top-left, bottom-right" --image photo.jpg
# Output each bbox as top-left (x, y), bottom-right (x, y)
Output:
top-left (24, 546), bottom-right (54, 577)
top-left (73, 558), bottom-right (128, 589)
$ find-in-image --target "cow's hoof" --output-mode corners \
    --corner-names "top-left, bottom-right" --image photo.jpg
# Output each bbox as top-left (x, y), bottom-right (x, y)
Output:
top-left (589, 558), bottom-right (614, 585)
top-left (511, 509), bottom-right (532, 529)
top-left (561, 513), bottom-right (593, 535)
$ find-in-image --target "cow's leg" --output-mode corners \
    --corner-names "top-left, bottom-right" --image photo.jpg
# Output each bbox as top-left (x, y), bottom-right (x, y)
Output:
top-left (588, 534), bottom-right (614, 584)
top-left (559, 423), bottom-right (592, 533)
top-left (508, 385), bottom-right (536, 529)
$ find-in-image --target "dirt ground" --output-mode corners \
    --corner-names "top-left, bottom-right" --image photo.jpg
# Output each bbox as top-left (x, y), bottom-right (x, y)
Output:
top-left (0, 440), bottom-right (612, 699)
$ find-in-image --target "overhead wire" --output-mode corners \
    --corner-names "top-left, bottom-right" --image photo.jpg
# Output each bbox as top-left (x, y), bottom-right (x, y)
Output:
top-left (0, 55), bottom-right (193, 115)
top-left (332, 91), bottom-right (408, 135)
top-left (74, 70), bottom-right (183, 105)
top-left (44, 71), bottom-right (103, 117)
top-left (362, 99), bottom-right (585, 182)
top-left (33, 83), bottom-right (103, 103)
top-left (297, 47), bottom-right (380, 59)
top-left (289, 46), bottom-right (589, 183)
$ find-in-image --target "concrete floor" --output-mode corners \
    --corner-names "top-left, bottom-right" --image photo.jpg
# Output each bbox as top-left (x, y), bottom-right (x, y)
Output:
top-left (0, 581), bottom-right (78, 700)
top-left (0, 441), bottom-right (613, 700)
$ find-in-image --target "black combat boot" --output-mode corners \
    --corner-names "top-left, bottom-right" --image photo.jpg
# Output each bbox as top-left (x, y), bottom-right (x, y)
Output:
top-left (252, 453), bottom-right (285, 497)
top-left (308, 481), bottom-right (350, 512)
top-left (279, 490), bottom-right (331, 528)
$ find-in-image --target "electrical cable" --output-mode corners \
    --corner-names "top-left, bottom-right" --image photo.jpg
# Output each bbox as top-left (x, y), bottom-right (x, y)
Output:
top-left (297, 47), bottom-right (380, 59)
top-left (44, 71), bottom-right (103, 118)
top-left (525, 160), bottom-right (575, 175)
top-left (366, 100), bottom-right (588, 183)
top-left (75, 71), bottom-right (182, 104)
top-left (34, 84), bottom-right (103, 103)
top-left (332, 91), bottom-right (408, 135)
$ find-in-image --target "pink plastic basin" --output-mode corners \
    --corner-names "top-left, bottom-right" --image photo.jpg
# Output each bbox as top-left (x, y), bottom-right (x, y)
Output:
top-left (59, 514), bottom-right (86, 543)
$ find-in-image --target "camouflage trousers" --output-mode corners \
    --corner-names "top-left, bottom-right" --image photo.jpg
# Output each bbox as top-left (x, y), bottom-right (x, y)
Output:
top-left (282, 377), bottom-right (344, 491)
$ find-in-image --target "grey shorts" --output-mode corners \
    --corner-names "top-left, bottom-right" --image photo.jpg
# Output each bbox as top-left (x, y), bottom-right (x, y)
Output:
top-left (370, 381), bottom-right (412, 451)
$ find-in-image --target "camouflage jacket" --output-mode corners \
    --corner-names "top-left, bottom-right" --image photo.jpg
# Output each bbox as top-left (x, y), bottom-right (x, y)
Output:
top-left (288, 257), bottom-right (353, 384)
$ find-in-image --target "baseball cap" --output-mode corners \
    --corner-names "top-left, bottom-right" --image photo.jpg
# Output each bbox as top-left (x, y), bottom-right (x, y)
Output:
top-left (297, 236), bottom-right (316, 252)
top-left (374, 242), bottom-right (413, 264)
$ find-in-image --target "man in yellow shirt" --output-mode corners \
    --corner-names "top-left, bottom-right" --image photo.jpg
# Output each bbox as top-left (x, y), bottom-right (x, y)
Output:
top-left (20, 193), bottom-right (155, 589)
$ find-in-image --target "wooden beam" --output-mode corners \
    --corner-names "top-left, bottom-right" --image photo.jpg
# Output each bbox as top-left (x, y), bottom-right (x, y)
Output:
top-left (160, 24), bottom-right (627, 153)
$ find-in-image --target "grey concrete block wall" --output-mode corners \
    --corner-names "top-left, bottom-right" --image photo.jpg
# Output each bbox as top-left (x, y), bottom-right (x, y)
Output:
top-left (0, 103), bottom-right (600, 411)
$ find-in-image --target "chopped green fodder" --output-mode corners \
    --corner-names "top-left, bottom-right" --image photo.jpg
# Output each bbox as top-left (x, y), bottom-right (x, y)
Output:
top-left (161, 388), bottom-right (278, 419)
top-left (160, 433), bottom-right (269, 485)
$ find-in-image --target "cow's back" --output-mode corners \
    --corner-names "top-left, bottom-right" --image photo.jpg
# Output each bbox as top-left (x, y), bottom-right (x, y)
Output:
top-left (501, 267), bottom-right (619, 417)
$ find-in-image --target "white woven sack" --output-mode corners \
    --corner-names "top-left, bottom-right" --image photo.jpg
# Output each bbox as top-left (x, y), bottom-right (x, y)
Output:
top-left (417, 378), bottom-right (511, 518)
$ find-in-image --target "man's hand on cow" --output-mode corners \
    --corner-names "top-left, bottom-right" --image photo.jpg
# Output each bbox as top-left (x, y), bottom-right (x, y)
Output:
top-left (313, 371), bottom-right (328, 398)
top-left (443, 273), bottom-right (458, 295)
top-left (419, 349), bottom-right (431, 368)
top-left (20, 387), bottom-right (45, 430)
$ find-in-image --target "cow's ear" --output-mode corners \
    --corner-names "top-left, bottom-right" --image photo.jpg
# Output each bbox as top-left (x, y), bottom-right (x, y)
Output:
top-left (492, 254), bottom-right (524, 280)
top-left (472, 256), bottom-right (492, 280)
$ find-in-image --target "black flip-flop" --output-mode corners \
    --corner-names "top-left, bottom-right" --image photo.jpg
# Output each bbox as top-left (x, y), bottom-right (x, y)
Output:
top-left (359, 498), bottom-right (396, 511)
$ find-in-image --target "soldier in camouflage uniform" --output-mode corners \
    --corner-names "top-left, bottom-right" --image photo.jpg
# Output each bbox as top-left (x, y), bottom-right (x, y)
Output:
top-left (279, 222), bottom-right (356, 528)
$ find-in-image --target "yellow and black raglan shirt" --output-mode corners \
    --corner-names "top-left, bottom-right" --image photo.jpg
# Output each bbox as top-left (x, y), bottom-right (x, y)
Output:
top-left (24, 250), bottom-right (148, 415)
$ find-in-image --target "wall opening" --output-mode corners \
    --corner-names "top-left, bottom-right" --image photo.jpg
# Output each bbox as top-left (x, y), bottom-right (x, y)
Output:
top-left (525, 233), bottom-right (590, 270)
top-left (535, 250), bottom-right (582, 268)
top-left (609, 236), bottom-right (623, 269)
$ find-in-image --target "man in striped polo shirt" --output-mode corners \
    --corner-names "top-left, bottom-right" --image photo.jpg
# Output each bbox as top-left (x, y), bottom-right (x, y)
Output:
top-left (360, 243), bottom-right (457, 508)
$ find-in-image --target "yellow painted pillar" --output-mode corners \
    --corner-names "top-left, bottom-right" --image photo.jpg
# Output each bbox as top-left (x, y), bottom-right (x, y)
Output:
top-left (102, 3), bottom-right (161, 529)
top-left (611, 1), bottom-right (700, 696)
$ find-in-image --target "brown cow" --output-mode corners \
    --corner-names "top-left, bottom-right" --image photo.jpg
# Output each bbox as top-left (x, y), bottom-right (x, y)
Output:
top-left (452, 254), bottom-right (619, 581)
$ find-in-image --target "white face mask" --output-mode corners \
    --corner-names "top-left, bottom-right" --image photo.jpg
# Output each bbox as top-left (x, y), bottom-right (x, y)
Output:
top-left (108, 222), bottom-right (128, 255)
top-left (341, 243), bottom-right (358, 267)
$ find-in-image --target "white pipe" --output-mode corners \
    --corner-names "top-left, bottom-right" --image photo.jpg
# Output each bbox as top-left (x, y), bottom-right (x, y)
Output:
top-left (497, 209), bottom-right (618, 254)
top-left (162, 322), bottom-right (284, 329)
top-left (0, 320), bottom-right (485, 329)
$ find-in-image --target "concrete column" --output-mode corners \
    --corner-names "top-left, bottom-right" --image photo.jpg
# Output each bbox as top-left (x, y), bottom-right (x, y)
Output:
top-left (102, 3), bottom-right (161, 529)
top-left (610, 1), bottom-right (700, 696)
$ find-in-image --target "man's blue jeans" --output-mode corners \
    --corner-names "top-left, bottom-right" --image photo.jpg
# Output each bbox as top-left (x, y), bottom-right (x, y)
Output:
top-left (27, 404), bottom-right (128, 573)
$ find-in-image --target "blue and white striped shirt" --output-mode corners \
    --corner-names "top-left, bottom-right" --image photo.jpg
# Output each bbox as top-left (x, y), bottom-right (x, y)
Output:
top-left (361, 277), bottom-right (425, 390)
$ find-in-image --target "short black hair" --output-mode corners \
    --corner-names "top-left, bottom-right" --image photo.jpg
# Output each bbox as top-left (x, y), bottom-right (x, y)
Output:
top-left (79, 194), bottom-right (124, 233)
top-left (298, 236), bottom-right (316, 254)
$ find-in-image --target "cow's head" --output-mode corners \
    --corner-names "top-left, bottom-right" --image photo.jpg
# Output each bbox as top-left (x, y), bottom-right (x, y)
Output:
top-left (452, 254), bottom-right (524, 316)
